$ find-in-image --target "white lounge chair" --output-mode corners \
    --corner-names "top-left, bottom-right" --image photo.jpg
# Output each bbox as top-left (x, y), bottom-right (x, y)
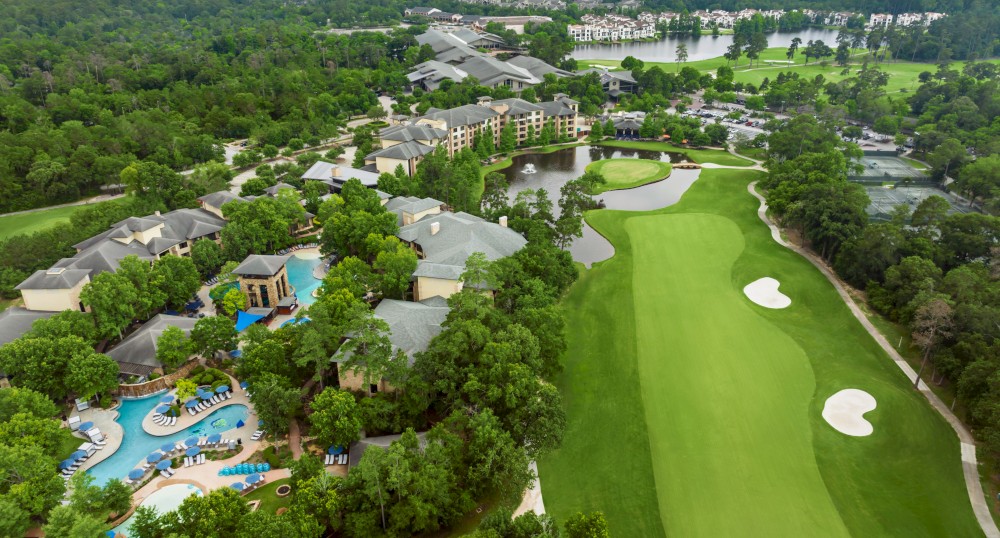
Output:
top-left (198, 454), bottom-right (205, 464)
top-left (176, 443), bottom-right (185, 451)
top-left (188, 408), bottom-right (196, 416)
top-left (169, 417), bottom-right (177, 426)
top-left (184, 457), bottom-right (191, 467)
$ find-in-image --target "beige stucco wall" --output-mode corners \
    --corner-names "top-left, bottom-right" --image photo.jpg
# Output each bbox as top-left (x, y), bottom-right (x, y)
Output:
top-left (374, 156), bottom-right (413, 175)
top-left (21, 278), bottom-right (89, 312)
top-left (201, 204), bottom-right (225, 219)
top-left (338, 367), bottom-right (395, 395)
top-left (414, 276), bottom-right (462, 301)
top-left (401, 206), bottom-right (441, 226)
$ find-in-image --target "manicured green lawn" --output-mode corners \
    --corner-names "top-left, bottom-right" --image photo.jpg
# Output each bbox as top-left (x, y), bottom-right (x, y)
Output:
top-left (244, 478), bottom-right (292, 514)
top-left (581, 49), bottom-right (1000, 95)
top-left (539, 168), bottom-right (983, 537)
top-left (56, 428), bottom-right (83, 460)
top-left (0, 205), bottom-right (83, 240)
top-left (596, 140), bottom-right (753, 167)
top-left (586, 159), bottom-right (672, 194)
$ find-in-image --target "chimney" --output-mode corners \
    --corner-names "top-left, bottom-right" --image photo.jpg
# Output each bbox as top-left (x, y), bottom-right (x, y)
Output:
top-left (330, 166), bottom-right (340, 178)
top-left (430, 222), bottom-right (441, 235)
top-left (154, 210), bottom-right (161, 217)
top-left (499, 216), bottom-right (508, 228)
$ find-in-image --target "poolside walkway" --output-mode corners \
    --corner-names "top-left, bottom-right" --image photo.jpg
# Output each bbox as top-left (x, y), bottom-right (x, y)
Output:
top-left (748, 181), bottom-right (1000, 538)
top-left (141, 376), bottom-right (250, 436)
top-left (71, 405), bottom-right (124, 473)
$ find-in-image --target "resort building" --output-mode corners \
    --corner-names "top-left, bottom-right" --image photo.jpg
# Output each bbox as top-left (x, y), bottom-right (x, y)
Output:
top-left (300, 161), bottom-right (382, 191)
top-left (869, 13), bottom-right (893, 28)
top-left (15, 208), bottom-right (226, 312)
top-left (408, 29), bottom-right (570, 93)
top-left (396, 211), bottom-right (526, 301)
top-left (365, 94), bottom-right (580, 175)
top-left (0, 308), bottom-right (53, 347)
top-left (336, 297), bottom-right (450, 394)
top-left (568, 14), bottom-right (656, 42)
top-left (384, 196), bottom-right (445, 226)
top-left (577, 67), bottom-right (638, 99)
top-left (232, 255), bottom-right (293, 310)
top-left (105, 314), bottom-right (198, 379)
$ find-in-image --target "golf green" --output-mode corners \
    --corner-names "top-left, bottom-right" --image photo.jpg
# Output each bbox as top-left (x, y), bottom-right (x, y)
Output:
top-left (539, 168), bottom-right (983, 537)
top-left (586, 159), bottom-right (672, 194)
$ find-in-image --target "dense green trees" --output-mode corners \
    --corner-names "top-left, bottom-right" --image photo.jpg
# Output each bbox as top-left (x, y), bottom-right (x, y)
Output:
top-left (0, 335), bottom-right (118, 400)
top-left (308, 388), bottom-right (363, 449)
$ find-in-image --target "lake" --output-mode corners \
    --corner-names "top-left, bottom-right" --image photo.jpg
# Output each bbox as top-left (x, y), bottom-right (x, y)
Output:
top-left (501, 145), bottom-right (701, 266)
top-left (572, 28), bottom-right (842, 63)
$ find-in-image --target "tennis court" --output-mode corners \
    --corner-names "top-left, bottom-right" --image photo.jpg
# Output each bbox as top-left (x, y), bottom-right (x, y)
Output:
top-left (854, 156), bottom-right (928, 180)
top-left (865, 186), bottom-right (970, 220)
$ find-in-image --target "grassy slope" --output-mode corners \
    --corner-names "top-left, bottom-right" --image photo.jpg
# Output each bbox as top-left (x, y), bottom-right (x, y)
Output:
top-left (540, 168), bottom-right (983, 537)
top-left (587, 159), bottom-right (672, 194)
top-left (0, 205), bottom-right (84, 241)
top-left (581, 48), bottom-right (1000, 94)
top-left (244, 478), bottom-right (293, 514)
top-left (596, 140), bottom-right (753, 167)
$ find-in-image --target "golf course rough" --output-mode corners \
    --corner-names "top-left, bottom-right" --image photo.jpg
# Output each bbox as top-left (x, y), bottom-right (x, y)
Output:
top-left (540, 167), bottom-right (984, 537)
top-left (585, 158), bottom-right (672, 194)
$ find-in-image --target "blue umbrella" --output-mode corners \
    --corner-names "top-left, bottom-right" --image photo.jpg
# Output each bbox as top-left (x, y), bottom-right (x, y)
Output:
top-left (107, 531), bottom-right (116, 537)
top-left (184, 436), bottom-right (199, 447)
top-left (186, 446), bottom-right (201, 457)
top-left (239, 380), bottom-right (248, 389)
top-left (146, 452), bottom-right (162, 464)
top-left (258, 419), bottom-right (265, 426)
top-left (59, 458), bottom-right (75, 470)
top-left (206, 433), bottom-right (222, 444)
top-left (328, 445), bottom-right (345, 455)
top-left (230, 349), bottom-right (242, 358)
top-left (155, 404), bottom-right (171, 414)
top-left (215, 385), bottom-right (229, 393)
top-left (246, 473), bottom-right (261, 484)
top-left (128, 468), bottom-right (145, 480)
top-left (185, 398), bottom-right (199, 408)
top-left (159, 394), bottom-right (175, 403)
top-left (230, 482), bottom-right (245, 491)
top-left (155, 460), bottom-right (172, 471)
top-left (161, 442), bottom-right (175, 453)
top-left (71, 450), bottom-right (87, 460)
top-left (78, 421), bottom-right (94, 431)
top-left (236, 419), bottom-right (245, 428)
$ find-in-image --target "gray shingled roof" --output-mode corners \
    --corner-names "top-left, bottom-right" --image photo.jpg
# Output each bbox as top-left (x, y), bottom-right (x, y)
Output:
top-left (373, 299), bottom-right (450, 363)
top-left (384, 196), bottom-right (444, 226)
top-left (199, 190), bottom-right (246, 209)
top-left (365, 141), bottom-right (437, 161)
top-left (0, 308), bottom-right (55, 347)
top-left (420, 104), bottom-right (498, 128)
top-left (15, 268), bottom-right (91, 291)
top-left (537, 99), bottom-right (577, 117)
top-left (506, 55), bottom-right (573, 78)
top-left (492, 98), bottom-right (544, 116)
top-left (457, 56), bottom-right (538, 87)
top-left (301, 161), bottom-right (380, 189)
top-left (105, 314), bottom-right (198, 377)
top-left (264, 182), bottom-right (297, 197)
top-left (232, 255), bottom-right (291, 277)
top-left (379, 124), bottom-right (448, 143)
top-left (397, 212), bottom-right (527, 278)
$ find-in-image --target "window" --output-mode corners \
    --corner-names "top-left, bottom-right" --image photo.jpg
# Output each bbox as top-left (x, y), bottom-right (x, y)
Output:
top-left (370, 384), bottom-right (379, 394)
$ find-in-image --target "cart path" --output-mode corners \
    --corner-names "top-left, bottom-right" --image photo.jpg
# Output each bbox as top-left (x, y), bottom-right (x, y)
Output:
top-left (748, 181), bottom-right (1000, 538)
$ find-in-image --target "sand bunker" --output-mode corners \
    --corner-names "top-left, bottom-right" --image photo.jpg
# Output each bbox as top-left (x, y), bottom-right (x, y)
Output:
top-left (743, 277), bottom-right (791, 309)
top-left (822, 389), bottom-right (877, 437)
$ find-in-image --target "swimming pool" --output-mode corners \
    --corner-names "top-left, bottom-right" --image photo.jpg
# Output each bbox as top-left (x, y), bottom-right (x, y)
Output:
top-left (112, 483), bottom-right (202, 536)
top-left (87, 395), bottom-right (249, 486)
top-left (286, 254), bottom-right (322, 306)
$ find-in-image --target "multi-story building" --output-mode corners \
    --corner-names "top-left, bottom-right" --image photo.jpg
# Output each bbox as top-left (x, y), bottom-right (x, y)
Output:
top-left (568, 14), bottom-right (656, 42)
top-left (869, 13), bottom-right (893, 28)
top-left (364, 94), bottom-right (580, 175)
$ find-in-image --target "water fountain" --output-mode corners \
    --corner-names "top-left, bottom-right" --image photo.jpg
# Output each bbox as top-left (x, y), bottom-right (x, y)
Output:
top-left (521, 164), bottom-right (536, 174)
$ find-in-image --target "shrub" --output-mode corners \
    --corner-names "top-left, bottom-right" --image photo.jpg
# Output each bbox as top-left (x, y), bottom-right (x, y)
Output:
top-left (262, 446), bottom-right (282, 468)
top-left (191, 365), bottom-right (206, 376)
top-left (99, 395), bottom-right (113, 408)
top-left (148, 372), bottom-right (161, 381)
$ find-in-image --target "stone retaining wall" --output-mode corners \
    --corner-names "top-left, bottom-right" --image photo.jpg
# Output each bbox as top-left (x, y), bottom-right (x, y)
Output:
top-left (115, 362), bottom-right (199, 398)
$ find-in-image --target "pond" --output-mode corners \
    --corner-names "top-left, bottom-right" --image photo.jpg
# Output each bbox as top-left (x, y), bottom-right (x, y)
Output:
top-left (572, 28), bottom-right (842, 64)
top-left (501, 145), bottom-right (701, 266)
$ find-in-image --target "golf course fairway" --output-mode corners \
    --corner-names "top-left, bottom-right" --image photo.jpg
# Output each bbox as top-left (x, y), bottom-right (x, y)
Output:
top-left (539, 168), bottom-right (984, 537)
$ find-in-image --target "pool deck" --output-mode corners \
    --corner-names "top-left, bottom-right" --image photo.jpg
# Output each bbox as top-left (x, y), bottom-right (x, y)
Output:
top-left (140, 375), bottom-right (250, 436)
top-left (71, 405), bottom-right (125, 473)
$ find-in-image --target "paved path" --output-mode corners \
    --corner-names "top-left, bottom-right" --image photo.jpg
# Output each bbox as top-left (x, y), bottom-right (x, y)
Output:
top-left (748, 181), bottom-right (1000, 538)
top-left (288, 420), bottom-right (303, 460)
top-left (512, 461), bottom-right (545, 518)
top-left (0, 193), bottom-right (124, 218)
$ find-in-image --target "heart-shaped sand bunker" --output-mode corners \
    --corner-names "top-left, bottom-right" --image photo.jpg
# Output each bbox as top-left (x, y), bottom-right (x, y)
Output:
top-left (743, 277), bottom-right (791, 309)
top-left (822, 389), bottom-right (877, 437)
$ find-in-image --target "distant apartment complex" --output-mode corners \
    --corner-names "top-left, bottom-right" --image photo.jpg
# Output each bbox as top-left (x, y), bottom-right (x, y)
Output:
top-left (568, 14), bottom-right (656, 42)
top-left (364, 94), bottom-right (580, 175)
